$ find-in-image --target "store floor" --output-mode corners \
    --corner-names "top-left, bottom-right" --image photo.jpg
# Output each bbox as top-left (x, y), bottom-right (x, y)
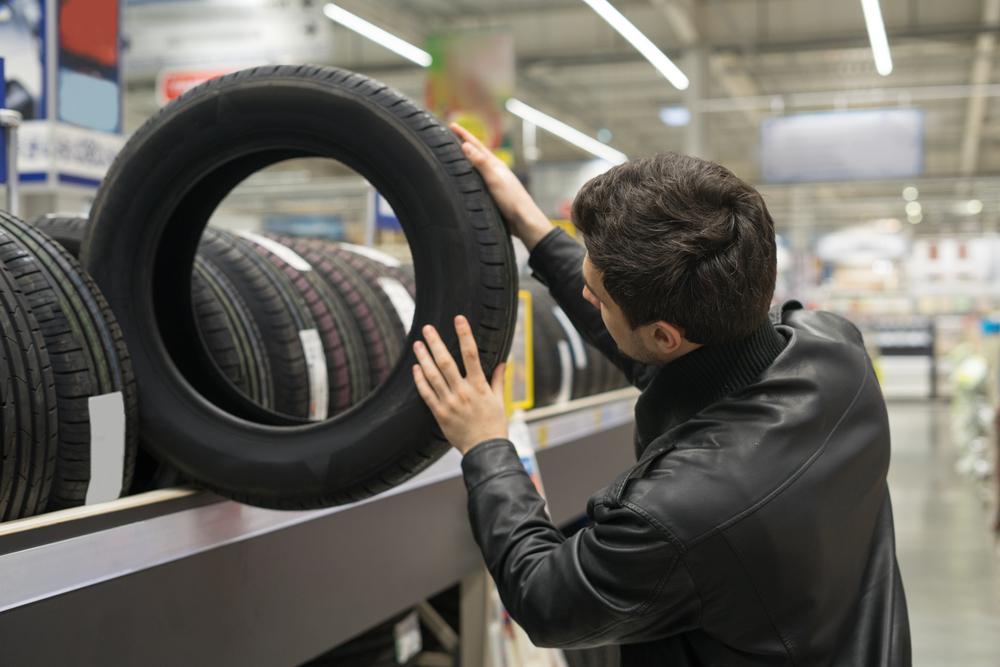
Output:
top-left (887, 400), bottom-right (1000, 665)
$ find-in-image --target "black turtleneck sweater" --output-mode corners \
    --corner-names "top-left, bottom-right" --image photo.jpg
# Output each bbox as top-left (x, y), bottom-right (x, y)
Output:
top-left (633, 320), bottom-right (788, 456)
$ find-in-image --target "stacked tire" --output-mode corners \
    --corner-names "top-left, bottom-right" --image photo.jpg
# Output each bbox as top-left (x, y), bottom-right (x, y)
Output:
top-left (525, 277), bottom-right (629, 408)
top-left (0, 211), bottom-right (138, 521)
top-left (35, 215), bottom-right (417, 425)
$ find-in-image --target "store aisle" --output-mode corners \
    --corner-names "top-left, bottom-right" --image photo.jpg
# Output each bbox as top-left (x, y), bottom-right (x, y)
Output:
top-left (887, 401), bottom-right (1000, 665)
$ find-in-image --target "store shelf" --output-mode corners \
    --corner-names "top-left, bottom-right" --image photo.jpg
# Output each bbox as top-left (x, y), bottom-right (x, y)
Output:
top-left (0, 391), bottom-right (637, 667)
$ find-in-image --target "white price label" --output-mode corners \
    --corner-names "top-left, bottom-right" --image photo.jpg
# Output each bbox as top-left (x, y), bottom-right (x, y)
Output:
top-left (377, 276), bottom-right (415, 331)
top-left (340, 242), bottom-right (402, 267)
top-left (299, 329), bottom-right (329, 421)
top-left (86, 392), bottom-right (127, 505)
top-left (393, 611), bottom-right (422, 664)
top-left (239, 231), bottom-right (313, 272)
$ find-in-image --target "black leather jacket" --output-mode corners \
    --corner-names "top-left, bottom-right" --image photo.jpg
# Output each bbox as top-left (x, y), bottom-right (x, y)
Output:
top-left (461, 229), bottom-right (911, 665)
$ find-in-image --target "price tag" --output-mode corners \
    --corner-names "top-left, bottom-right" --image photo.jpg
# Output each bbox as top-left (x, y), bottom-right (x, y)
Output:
top-left (393, 610), bottom-right (422, 664)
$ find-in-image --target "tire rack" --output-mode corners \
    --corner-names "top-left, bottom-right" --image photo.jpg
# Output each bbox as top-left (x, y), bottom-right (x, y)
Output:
top-left (0, 388), bottom-right (639, 666)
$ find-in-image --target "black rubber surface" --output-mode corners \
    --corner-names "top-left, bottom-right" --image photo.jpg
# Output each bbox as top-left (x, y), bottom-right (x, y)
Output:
top-left (31, 214), bottom-right (88, 258)
top-left (192, 254), bottom-right (274, 410)
top-left (0, 255), bottom-right (58, 520)
top-left (284, 238), bottom-right (399, 393)
top-left (198, 228), bottom-right (314, 419)
top-left (241, 233), bottom-right (367, 417)
top-left (83, 65), bottom-right (517, 508)
top-left (0, 212), bottom-right (137, 511)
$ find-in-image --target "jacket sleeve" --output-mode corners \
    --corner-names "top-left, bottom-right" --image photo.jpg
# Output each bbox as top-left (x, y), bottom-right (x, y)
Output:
top-left (528, 228), bottom-right (655, 387)
top-left (461, 439), bottom-right (701, 648)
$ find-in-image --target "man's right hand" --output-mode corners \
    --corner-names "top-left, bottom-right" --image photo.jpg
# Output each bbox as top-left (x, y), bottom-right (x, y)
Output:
top-left (450, 123), bottom-right (555, 250)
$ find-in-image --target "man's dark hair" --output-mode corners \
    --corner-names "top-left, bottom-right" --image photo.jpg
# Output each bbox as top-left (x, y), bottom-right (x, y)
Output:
top-left (572, 152), bottom-right (777, 345)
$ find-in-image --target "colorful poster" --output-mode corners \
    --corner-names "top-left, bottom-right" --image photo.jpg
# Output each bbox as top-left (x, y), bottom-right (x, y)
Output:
top-left (425, 31), bottom-right (515, 164)
top-left (57, 0), bottom-right (121, 133)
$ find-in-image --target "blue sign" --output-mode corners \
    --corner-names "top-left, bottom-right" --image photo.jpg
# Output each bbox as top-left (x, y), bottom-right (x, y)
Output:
top-left (761, 109), bottom-right (924, 183)
top-left (374, 191), bottom-right (402, 231)
top-left (264, 215), bottom-right (346, 241)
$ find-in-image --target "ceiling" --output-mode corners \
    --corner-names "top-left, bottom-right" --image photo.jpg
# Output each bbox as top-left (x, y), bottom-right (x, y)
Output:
top-left (121, 0), bottom-right (1000, 236)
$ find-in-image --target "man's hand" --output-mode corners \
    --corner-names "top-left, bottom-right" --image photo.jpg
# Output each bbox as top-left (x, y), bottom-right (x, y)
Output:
top-left (451, 123), bottom-right (554, 250)
top-left (412, 315), bottom-right (508, 455)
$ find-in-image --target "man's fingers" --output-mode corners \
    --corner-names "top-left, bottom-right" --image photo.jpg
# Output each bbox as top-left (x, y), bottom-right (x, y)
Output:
top-left (450, 122), bottom-right (489, 151)
top-left (455, 316), bottom-right (485, 381)
top-left (413, 365), bottom-right (443, 412)
top-left (413, 340), bottom-right (451, 397)
top-left (491, 362), bottom-right (506, 399)
top-left (421, 325), bottom-right (463, 387)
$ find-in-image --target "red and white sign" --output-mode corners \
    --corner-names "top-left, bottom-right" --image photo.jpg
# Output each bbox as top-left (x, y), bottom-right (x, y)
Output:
top-left (156, 68), bottom-right (237, 106)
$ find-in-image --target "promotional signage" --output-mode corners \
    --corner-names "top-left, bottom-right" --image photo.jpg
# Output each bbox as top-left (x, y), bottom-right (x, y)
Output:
top-left (156, 68), bottom-right (236, 106)
top-left (761, 109), bottom-right (924, 183)
top-left (425, 31), bottom-right (515, 165)
top-left (1, 0), bottom-right (125, 188)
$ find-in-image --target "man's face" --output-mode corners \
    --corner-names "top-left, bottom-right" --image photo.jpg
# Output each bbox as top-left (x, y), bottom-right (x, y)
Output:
top-left (581, 255), bottom-right (695, 365)
top-left (581, 255), bottom-right (655, 363)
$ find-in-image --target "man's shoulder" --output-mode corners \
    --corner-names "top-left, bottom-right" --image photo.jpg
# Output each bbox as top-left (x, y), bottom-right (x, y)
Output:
top-left (610, 309), bottom-right (882, 546)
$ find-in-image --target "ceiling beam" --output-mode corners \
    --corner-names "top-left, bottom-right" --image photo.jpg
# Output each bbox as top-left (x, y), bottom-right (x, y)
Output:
top-left (958, 0), bottom-right (1000, 175)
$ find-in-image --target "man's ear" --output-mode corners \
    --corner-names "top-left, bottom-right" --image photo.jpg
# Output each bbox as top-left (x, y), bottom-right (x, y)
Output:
top-left (649, 321), bottom-right (686, 354)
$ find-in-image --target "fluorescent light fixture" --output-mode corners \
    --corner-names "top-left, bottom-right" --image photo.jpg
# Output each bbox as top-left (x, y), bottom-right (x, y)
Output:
top-left (659, 105), bottom-right (691, 127)
top-left (860, 0), bottom-right (893, 76)
top-left (506, 98), bottom-right (627, 164)
top-left (323, 3), bottom-right (432, 67)
top-left (581, 0), bottom-right (689, 90)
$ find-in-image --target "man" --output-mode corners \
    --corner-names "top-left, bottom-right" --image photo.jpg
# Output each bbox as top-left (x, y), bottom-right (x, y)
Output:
top-left (411, 124), bottom-right (911, 666)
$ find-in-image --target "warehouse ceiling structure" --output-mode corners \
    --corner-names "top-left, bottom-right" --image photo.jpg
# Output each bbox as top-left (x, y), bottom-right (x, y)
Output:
top-left (122, 0), bottom-right (1000, 236)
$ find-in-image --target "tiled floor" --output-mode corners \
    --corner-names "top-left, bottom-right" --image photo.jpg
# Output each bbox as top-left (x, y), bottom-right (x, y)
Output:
top-left (886, 401), bottom-right (1000, 665)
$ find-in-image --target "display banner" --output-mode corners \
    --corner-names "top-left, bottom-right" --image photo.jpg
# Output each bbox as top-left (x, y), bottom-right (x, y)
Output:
top-left (761, 109), bottom-right (924, 183)
top-left (2, 0), bottom-right (124, 188)
top-left (425, 31), bottom-right (515, 165)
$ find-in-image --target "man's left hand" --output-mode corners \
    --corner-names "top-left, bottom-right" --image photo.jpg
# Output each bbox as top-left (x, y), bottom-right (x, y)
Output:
top-left (412, 316), bottom-right (508, 455)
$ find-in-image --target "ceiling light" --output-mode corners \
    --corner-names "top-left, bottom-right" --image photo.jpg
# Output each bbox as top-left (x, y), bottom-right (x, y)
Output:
top-left (905, 201), bottom-right (922, 217)
top-left (902, 185), bottom-right (918, 201)
top-left (596, 128), bottom-right (613, 142)
top-left (860, 0), bottom-right (893, 76)
top-left (966, 199), bottom-right (983, 215)
top-left (659, 105), bottom-right (691, 127)
top-left (908, 213), bottom-right (923, 225)
top-left (581, 0), bottom-right (689, 90)
top-left (323, 3), bottom-right (432, 67)
top-left (506, 99), bottom-right (628, 164)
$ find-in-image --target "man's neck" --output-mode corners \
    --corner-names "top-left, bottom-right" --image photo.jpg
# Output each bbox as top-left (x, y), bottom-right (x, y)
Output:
top-left (633, 321), bottom-right (788, 454)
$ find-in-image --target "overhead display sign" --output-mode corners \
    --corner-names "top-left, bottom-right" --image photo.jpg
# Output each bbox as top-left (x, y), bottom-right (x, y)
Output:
top-left (760, 109), bottom-right (924, 183)
top-left (123, 0), bottom-right (333, 79)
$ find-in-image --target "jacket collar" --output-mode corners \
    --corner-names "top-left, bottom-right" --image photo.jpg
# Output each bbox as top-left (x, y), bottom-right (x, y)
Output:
top-left (634, 320), bottom-right (788, 453)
